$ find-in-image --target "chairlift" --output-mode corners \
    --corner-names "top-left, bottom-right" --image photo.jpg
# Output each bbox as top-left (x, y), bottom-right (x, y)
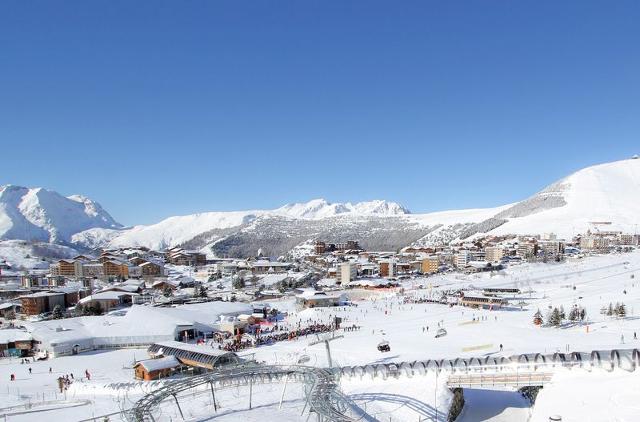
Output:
top-left (435, 328), bottom-right (447, 338)
top-left (297, 354), bottom-right (311, 364)
top-left (377, 340), bottom-right (391, 352)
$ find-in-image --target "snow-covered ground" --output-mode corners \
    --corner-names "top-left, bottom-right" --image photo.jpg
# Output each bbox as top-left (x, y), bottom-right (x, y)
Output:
top-left (2, 251), bottom-right (640, 421)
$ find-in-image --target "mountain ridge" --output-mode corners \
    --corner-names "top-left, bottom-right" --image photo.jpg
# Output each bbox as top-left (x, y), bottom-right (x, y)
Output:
top-left (2, 157), bottom-right (639, 257)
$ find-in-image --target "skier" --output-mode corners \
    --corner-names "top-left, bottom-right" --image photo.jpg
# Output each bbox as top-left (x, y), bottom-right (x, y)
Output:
top-left (85, 369), bottom-right (91, 380)
top-left (49, 367), bottom-right (52, 373)
top-left (635, 332), bottom-right (638, 340)
top-left (499, 343), bottom-right (503, 352)
top-left (28, 367), bottom-right (32, 374)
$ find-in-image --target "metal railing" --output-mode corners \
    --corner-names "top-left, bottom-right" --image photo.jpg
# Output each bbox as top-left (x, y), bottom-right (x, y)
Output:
top-left (127, 364), bottom-right (365, 422)
top-left (127, 347), bottom-right (640, 421)
top-left (446, 372), bottom-right (553, 389)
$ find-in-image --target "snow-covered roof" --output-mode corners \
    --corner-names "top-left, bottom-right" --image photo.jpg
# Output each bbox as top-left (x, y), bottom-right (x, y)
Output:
top-left (101, 283), bottom-right (140, 293)
top-left (135, 356), bottom-right (180, 372)
top-left (154, 340), bottom-right (230, 357)
top-left (19, 291), bottom-right (65, 298)
top-left (317, 278), bottom-right (337, 287)
top-left (251, 260), bottom-right (291, 267)
top-left (343, 278), bottom-right (397, 287)
top-left (467, 261), bottom-right (491, 268)
top-left (0, 329), bottom-right (32, 343)
top-left (24, 302), bottom-right (252, 351)
top-left (79, 291), bottom-right (138, 303)
top-left (0, 302), bottom-right (20, 310)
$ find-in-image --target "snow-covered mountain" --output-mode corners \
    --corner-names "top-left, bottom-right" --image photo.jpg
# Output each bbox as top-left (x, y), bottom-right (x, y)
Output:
top-left (0, 185), bottom-right (122, 244)
top-left (3, 158), bottom-right (640, 257)
top-left (453, 158), bottom-right (640, 241)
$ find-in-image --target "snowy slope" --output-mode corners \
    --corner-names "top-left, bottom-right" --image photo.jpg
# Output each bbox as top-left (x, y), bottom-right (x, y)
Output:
top-left (107, 210), bottom-right (264, 250)
top-left (465, 158), bottom-right (640, 239)
top-left (0, 185), bottom-right (122, 243)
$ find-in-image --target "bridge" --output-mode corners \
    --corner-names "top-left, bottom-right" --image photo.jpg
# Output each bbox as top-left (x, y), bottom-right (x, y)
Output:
top-left (126, 348), bottom-right (640, 421)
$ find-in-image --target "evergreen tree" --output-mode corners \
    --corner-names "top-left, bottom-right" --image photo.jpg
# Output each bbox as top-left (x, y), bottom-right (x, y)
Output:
top-left (617, 302), bottom-right (627, 318)
top-left (607, 302), bottom-right (614, 316)
top-left (233, 277), bottom-right (246, 290)
top-left (579, 307), bottom-right (586, 321)
top-left (549, 307), bottom-right (562, 327)
top-left (533, 310), bottom-right (543, 325)
top-left (568, 306), bottom-right (579, 322)
top-left (52, 304), bottom-right (63, 320)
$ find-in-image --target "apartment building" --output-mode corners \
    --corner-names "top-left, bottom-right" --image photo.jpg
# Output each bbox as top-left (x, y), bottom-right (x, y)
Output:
top-left (50, 260), bottom-right (76, 276)
top-left (484, 246), bottom-right (504, 263)
top-left (379, 260), bottom-right (397, 277)
top-left (421, 256), bottom-right (439, 274)
top-left (339, 262), bottom-right (357, 284)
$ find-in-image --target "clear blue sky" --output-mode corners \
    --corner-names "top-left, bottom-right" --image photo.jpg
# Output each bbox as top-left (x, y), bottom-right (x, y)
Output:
top-left (2, 1), bottom-right (639, 226)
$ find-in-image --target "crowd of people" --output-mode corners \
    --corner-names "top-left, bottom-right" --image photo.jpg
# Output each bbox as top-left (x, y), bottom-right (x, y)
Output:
top-left (208, 321), bottom-right (338, 352)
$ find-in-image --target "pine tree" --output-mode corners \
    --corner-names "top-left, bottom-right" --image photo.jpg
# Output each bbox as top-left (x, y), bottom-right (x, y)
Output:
top-left (568, 306), bottom-right (579, 322)
top-left (533, 310), bottom-right (543, 325)
top-left (52, 304), bottom-right (63, 320)
top-left (607, 302), bottom-right (614, 316)
top-left (618, 302), bottom-right (627, 318)
top-left (549, 307), bottom-right (562, 327)
top-left (579, 307), bottom-right (586, 321)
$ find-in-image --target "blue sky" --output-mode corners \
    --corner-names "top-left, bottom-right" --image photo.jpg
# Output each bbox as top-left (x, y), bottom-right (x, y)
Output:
top-left (1, 1), bottom-right (639, 226)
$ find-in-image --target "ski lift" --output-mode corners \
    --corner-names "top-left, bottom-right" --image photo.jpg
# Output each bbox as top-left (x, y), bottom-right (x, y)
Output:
top-left (377, 340), bottom-right (391, 352)
top-left (435, 328), bottom-right (447, 338)
top-left (297, 354), bottom-right (311, 364)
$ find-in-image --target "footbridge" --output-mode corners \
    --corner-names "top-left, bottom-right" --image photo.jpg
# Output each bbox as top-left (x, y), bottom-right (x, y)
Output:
top-left (127, 348), bottom-right (640, 421)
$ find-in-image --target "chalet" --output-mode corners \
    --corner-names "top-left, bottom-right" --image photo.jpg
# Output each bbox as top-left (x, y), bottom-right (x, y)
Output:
top-left (19, 291), bottom-right (66, 315)
top-left (0, 302), bottom-right (21, 317)
top-left (134, 356), bottom-right (181, 380)
top-left (151, 278), bottom-right (192, 291)
top-left (166, 249), bottom-right (206, 266)
top-left (295, 289), bottom-right (346, 309)
top-left (128, 256), bottom-right (148, 266)
top-left (0, 329), bottom-right (33, 357)
top-left (250, 260), bottom-right (292, 274)
top-left (78, 291), bottom-right (138, 312)
top-left (140, 261), bottom-right (164, 277)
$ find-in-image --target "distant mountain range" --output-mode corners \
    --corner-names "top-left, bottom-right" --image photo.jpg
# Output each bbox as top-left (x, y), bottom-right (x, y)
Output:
top-left (2, 158), bottom-right (639, 259)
